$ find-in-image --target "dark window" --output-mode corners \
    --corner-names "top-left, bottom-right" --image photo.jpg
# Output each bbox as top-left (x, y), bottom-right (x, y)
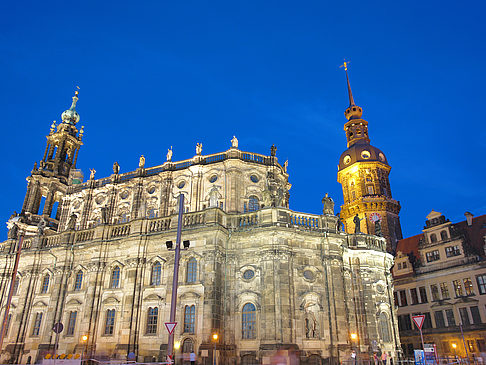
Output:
top-left (182, 338), bottom-right (194, 353)
top-left (410, 288), bottom-right (419, 305)
top-left (183, 305), bottom-right (195, 333)
top-left (430, 234), bottom-right (437, 243)
top-left (398, 315), bottom-right (412, 331)
top-left (470, 306), bottom-right (482, 324)
top-left (41, 275), bottom-right (50, 294)
top-left (146, 307), bottom-right (158, 334)
top-left (242, 303), bottom-right (256, 339)
top-left (104, 309), bottom-right (115, 335)
top-left (445, 245), bottom-right (460, 257)
top-left (399, 290), bottom-right (408, 306)
top-left (426, 250), bottom-right (440, 262)
top-left (434, 311), bottom-right (445, 328)
top-left (151, 262), bottom-right (161, 286)
top-left (32, 313), bottom-right (43, 336)
top-left (74, 271), bottom-right (83, 291)
top-left (423, 312), bottom-right (432, 329)
top-left (393, 292), bottom-right (399, 307)
top-left (67, 311), bottom-right (77, 336)
top-left (186, 258), bottom-right (197, 283)
top-left (476, 274), bottom-right (486, 294)
top-left (110, 267), bottom-right (120, 288)
top-left (440, 230), bottom-right (448, 241)
top-left (419, 286), bottom-right (428, 303)
top-left (445, 309), bottom-right (456, 326)
top-left (248, 196), bottom-right (259, 212)
top-left (459, 307), bottom-right (470, 326)
top-left (477, 339), bottom-right (486, 352)
top-left (431, 284), bottom-right (440, 301)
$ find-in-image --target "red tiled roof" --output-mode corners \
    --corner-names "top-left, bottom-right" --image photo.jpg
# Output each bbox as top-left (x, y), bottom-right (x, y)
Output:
top-left (396, 233), bottom-right (422, 258)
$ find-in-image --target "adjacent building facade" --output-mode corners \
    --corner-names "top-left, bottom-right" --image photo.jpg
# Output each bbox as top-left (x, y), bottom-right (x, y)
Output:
top-left (0, 81), bottom-right (400, 364)
top-left (393, 210), bottom-right (486, 358)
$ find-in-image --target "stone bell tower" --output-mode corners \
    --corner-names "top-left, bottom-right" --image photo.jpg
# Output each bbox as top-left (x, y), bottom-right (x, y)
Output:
top-left (336, 62), bottom-right (402, 252)
top-left (19, 89), bottom-right (84, 234)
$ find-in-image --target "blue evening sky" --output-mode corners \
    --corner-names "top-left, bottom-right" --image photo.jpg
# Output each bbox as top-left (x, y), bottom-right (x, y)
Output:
top-left (0, 1), bottom-right (484, 239)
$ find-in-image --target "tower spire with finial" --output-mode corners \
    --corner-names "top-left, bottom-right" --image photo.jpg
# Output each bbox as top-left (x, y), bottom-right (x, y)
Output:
top-left (340, 60), bottom-right (356, 107)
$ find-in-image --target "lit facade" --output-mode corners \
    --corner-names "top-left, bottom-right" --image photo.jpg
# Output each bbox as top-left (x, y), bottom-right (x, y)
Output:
top-left (393, 210), bottom-right (486, 358)
top-left (0, 91), bottom-right (399, 364)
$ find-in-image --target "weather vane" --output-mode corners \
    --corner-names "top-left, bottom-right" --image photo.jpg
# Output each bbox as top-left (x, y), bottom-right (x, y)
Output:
top-left (339, 59), bottom-right (350, 71)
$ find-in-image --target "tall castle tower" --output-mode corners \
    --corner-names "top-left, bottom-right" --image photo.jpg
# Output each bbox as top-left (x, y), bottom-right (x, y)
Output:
top-left (19, 90), bottom-right (84, 234)
top-left (337, 63), bottom-right (402, 252)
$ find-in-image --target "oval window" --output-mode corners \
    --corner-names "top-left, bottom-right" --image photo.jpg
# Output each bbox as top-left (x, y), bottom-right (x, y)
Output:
top-left (361, 150), bottom-right (371, 159)
top-left (343, 155), bottom-right (351, 165)
top-left (243, 269), bottom-right (255, 280)
top-left (209, 175), bottom-right (218, 183)
top-left (147, 186), bottom-right (156, 194)
top-left (120, 191), bottom-right (129, 199)
top-left (250, 175), bottom-right (259, 183)
top-left (303, 270), bottom-right (315, 281)
top-left (177, 181), bottom-right (186, 189)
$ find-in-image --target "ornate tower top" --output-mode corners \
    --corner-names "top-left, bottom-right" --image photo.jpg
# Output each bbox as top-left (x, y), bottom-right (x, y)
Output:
top-left (61, 87), bottom-right (80, 125)
top-left (339, 61), bottom-right (369, 148)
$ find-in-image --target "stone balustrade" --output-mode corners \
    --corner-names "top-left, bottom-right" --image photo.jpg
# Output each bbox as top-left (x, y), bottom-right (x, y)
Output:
top-left (0, 207), bottom-right (387, 253)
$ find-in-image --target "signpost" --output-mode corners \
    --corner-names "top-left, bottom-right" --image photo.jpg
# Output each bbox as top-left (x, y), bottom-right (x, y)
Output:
top-left (412, 315), bottom-right (426, 353)
top-left (52, 322), bottom-right (64, 365)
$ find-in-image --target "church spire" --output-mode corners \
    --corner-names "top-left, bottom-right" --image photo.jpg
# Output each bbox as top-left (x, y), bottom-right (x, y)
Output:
top-left (341, 60), bottom-right (355, 107)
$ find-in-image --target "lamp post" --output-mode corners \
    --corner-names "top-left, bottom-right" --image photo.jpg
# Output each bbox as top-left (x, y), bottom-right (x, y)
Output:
top-left (452, 343), bottom-right (457, 363)
top-left (351, 333), bottom-right (358, 365)
top-left (212, 333), bottom-right (218, 365)
top-left (81, 335), bottom-right (88, 363)
top-left (167, 194), bottom-right (185, 363)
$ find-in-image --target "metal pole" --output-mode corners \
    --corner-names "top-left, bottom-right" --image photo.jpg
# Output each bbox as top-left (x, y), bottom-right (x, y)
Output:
top-left (419, 328), bottom-right (425, 352)
top-left (213, 341), bottom-right (216, 365)
top-left (167, 194), bottom-right (185, 363)
top-left (0, 232), bottom-right (24, 351)
top-left (459, 322), bottom-right (470, 364)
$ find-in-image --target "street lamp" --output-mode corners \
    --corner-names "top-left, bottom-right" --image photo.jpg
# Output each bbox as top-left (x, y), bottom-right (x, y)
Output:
top-left (350, 333), bottom-right (358, 365)
top-left (81, 335), bottom-right (88, 363)
top-left (212, 333), bottom-right (219, 365)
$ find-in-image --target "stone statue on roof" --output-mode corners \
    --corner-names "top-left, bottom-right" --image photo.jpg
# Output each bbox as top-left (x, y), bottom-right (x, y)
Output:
top-left (167, 146), bottom-right (173, 162)
top-left (139, 155), bottom-right (145, 169)
top-left (231, 136), bottom-right (238, 148)
top-left (113, 162), bottom-right (120, 174)
top-left (196, 143), bottom-right (203, 155)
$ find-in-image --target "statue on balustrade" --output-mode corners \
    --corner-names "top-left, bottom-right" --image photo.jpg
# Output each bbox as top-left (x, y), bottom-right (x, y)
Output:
top-left (231, 136), bottom-right (238, 149)
top-left (270, 144), bottom-right (277, 157)
top-left (321, 193), bottom-right (334, 215)
top-left (196, 143), bottom-right (203, 155)
top-left (167, 146), bottom-right (173, 162)
top-left (113, 161), bottom-right (120, 174)
top-left (67, 213), bottom-right (77, 231)
top-left (101, 207), bottom-right (109, 224)
top-left (89, 168), bottom-right (96, 180)
top-left (354, 214), bottom-right (364, 234)
top-left (374, 220), bottom-right (382, 237)
top-left (37, 218), bottom-right (46, 237)
top-left (139, 155), bottom-right (145, 169)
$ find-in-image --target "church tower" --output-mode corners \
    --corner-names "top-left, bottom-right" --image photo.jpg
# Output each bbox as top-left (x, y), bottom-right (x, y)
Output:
top-left (337, 63), bottom-right (402, 252)
top-left (19, 90), bottom-right (84, 234)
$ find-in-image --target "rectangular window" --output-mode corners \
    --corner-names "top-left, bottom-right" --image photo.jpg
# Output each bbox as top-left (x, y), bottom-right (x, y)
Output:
top-left (476, 274), bottom-right (486, 294)
top-left (367, 186), bottom-right (374, 195)
top-left (410, 288), bottom-right (419, 305)
top-left (445, 245), bottom-right (461, 257)
top-left (67, 311), bottom-right (77, 336)
top-left (183, 305), bottom-right (196, 333)
top-left (467, 340), bottom-right (475, 353)
top-left (431, 284), bottom-right (440, 301)
top-left (146, 307), bottom-right (158, 334)
top-left (426, 250), bottom-right (440, 262)
top-left (445, 309), bottom-right (456, 326)
top-left (453, 280), bottom-right (464, 297)
top-left (5, 314), bottom-right (12, 336)
top-left (477, 339), bottom-right (486, 352)
top-left (104, 309), bottom-right (115, 335)
top-left (459, 307), bottom-right (470, 326)
top-left (32, 313), bottom-right (43, 336)
top-left (440, 282), bottom-right (450, 299)
top-left (399, 290), bottom-right (408, 306)
top-left (419, 286), bottom-right (428, 303)
top-left (463, 278), bottom-right (474, 296)
top-left (423, 312), bottom-right (432, 329)
top-left (434, 311), bottom-right (445, 328)
top-left (470, 306), bottom-right (482, 324)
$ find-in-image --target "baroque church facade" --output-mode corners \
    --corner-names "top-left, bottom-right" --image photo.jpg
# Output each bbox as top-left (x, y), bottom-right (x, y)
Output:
top-left (0, 71), bottom-right (401, 364)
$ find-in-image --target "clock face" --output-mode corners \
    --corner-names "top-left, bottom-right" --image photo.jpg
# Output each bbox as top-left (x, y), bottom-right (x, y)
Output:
top-left (370, 212), bottom-right (382, 222)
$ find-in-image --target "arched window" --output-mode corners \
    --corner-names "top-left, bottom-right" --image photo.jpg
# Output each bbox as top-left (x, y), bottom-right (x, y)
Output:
top-left (182, 338), bottom-right (194, 353)
top-left (119, 212), bottom-right (129, 224)
top-left (32, 312), bottom-right (43, 336)
top-left (440, 230), bottom-right (448, 241)
top-left (379, 312), bottom-right (391, 342)
top-left (242, 303), bottom-right (256, 339)
top-left (248, 196), bottom-right (259, 212)
top-left (110, 267), bottom-right (121, 288)
top-left (147, 208), bottom-right (157, 219)
top-left (104, 309), bottom-right (115, 335)
top-left (151, 262), bottom-right (162, 286)
top-left (430, 234), bottom-right (437, 243)
top-left (12, 276), bottom-right (19, 296)
top-left (186, 258), bottom-right (197, 283)
top-left (41, 275), bottom-right (50, 294)
top-left (184, 305), bottom-right (196, 333)
top-left (74, 270), bottom-right (83, 291)
top-left (146, 307), bottom-right (158, 334)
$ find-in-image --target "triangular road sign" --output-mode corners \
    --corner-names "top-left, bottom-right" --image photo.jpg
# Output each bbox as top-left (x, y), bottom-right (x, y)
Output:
top-left (165, 322), bottom-right (177, 335)
top-left (412, 315), bottom-right (425, 330)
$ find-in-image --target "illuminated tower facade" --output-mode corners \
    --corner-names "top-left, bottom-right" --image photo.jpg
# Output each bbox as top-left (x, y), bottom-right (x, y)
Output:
top-left (337, 63), bottom-right (402, 252)
top-left (19, 90), bottom-right (84, 234)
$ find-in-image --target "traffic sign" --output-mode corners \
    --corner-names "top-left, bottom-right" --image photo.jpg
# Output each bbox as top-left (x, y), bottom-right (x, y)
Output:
top-left (52, 322), bottom-right (64, 334)
top-left (412, 315), bottom-right (425, 330)
top-left (165, 322), bottom-right (177, 335)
